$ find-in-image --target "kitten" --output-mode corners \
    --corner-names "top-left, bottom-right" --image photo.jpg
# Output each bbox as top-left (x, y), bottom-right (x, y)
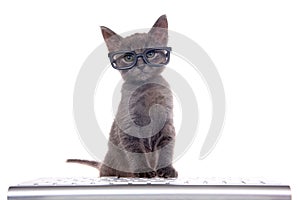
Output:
top-left (68, 15), bottom-right (177, 178)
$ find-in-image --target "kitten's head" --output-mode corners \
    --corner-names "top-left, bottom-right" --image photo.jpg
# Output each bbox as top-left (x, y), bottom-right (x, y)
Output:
top-left (101, 15), bottom-right (169, 83)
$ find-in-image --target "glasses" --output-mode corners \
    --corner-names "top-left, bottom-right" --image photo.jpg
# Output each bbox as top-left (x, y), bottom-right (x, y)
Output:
top-left (108, 47), bottom-right (171, 70)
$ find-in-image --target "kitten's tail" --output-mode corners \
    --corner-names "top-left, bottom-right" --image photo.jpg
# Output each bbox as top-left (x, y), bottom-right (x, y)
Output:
top-left (66, 159), bottom-right (102, 169)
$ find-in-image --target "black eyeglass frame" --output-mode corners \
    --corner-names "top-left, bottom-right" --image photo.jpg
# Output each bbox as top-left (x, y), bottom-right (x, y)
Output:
top-left (108, 47), bottom-right (172, 70)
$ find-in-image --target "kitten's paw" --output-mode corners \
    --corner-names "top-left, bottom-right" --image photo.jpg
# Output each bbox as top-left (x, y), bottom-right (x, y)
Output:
top-left (135, 170), bottom-right (157, 178)
top-left (157, 166), bottom-right (178, 178)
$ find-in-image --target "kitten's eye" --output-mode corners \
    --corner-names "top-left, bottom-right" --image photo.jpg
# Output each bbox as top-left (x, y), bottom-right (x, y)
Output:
top-left (123, 53), bottom-right (135, 62)
top-left (146, 50), bottom-right (156, 58)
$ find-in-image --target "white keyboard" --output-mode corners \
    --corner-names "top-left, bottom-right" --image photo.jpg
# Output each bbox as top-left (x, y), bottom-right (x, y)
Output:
top-left (8, 177), bottom-right (291, 200)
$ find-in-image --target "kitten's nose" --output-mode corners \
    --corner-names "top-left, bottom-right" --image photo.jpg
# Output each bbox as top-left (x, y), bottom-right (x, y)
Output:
top-left (137, 57), bottom-right (146, 69)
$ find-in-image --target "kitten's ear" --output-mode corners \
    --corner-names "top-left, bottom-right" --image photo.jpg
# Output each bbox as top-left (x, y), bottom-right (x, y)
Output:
top-left (151, 14), bottom-right (168, 30)
top-left (101, 26), bottom-right (122, 52)
top-left (149, 15), bottom-right (168, 45)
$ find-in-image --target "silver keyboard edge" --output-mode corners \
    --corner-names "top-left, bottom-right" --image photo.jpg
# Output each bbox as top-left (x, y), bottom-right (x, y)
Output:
top-left (8, 185), bottom-right (291, 200)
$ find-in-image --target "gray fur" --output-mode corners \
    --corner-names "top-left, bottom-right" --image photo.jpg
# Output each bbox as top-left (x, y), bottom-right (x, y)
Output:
top-left (68, 15), bottom-right (177, 178)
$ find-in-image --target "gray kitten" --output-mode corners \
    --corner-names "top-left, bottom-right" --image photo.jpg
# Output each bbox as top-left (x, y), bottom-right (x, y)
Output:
top-left (68, 15), bottom-right (177, 178)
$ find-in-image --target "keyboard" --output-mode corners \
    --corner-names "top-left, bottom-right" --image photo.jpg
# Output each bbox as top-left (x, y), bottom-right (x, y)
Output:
top-left (7, 177), bottom-right (291, 200)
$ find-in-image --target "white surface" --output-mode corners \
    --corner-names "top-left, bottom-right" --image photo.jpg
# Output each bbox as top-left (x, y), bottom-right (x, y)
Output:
top-left (14, 177), bottom-right (283, 186)
top-left (0, 0), bottom-right (299, 199)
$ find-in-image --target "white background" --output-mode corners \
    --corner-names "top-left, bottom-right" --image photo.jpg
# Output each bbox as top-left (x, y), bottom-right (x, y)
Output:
top-left (0, 0), bottom-right (299, 199)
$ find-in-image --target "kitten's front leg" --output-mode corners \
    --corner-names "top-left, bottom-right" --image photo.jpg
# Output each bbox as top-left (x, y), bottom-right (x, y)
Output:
top-left (122, 136), bottom-right (156, 178)
top-left (156, 145), bottom-right (178, 178)
top-left (126, 151), bottom-right (157, 178)
top-left (156, 125), bottom-right (178, 178)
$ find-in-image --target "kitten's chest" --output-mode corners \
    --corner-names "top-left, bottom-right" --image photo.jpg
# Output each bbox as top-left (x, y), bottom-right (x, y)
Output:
top-left (128, 83), bottom-right (169, 126)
